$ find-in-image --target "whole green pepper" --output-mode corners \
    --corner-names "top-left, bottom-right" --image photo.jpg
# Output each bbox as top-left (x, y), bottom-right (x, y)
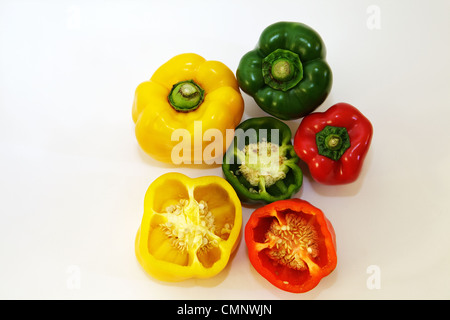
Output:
top-left (237, 21), bottom-right (333, 120)
top-left (222, 117), bottom-right (303, 204)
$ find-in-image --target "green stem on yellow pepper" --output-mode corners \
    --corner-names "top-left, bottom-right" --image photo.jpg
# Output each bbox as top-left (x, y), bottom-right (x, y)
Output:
top-left (168, 80), bottom-right (205, 112)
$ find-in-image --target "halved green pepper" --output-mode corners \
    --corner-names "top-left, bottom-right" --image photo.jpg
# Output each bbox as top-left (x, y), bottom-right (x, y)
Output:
top-left (236, 21), bottom-right (333, 120)
top-left (222, 117), bottom-right (303, 204)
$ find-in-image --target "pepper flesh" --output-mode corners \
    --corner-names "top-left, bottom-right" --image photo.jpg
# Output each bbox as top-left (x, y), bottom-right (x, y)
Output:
top-left (222, 117), bottom-right (303, 204)
top-left (245, 199), bottom-right (337, 293)
top-left (135, 172), bottom-right (242, 282)
top-left (132, 53), bottom-right (244, 164)
top-left (294, 102), bottom-right (373, 185)
top-left (237, 21), bottom-right (332, 120)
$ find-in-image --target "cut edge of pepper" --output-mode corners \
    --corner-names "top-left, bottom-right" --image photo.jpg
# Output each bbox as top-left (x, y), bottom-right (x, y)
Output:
top-left (226, 143), bottom-right (300, 202)
top-left (136, 173), bottom-right (243, 281)
top-left (246, 200), bottom-right (337, 292)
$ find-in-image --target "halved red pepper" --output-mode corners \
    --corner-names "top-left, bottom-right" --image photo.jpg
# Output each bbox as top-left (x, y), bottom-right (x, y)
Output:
top-left (245, 199), bottom-right (337, 293)
top-left (293, 103), bottom-right (373, 185)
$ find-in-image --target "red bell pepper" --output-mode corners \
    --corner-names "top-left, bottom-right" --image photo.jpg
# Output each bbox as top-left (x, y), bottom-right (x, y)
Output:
top-left (293, 103), bottom-right (373, 185)
top-left (245, 199), bottom-right (337, 293)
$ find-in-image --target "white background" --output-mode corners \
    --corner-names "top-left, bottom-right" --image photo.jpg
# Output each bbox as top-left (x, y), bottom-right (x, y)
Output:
top-left (1, 0), bottom-right (449, 300)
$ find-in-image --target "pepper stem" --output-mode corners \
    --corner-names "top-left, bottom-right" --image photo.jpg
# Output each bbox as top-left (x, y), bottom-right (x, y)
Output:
top-left (168, 80), bottom-right (205, 112)
top-left (325, 134), bottom-right (342, 150)
top-left (271, 59), bottom-right (293, 82)
top-left (262, 49), bottom-right (303, 91)
top-left (316, 126), bottom-right (351, 161)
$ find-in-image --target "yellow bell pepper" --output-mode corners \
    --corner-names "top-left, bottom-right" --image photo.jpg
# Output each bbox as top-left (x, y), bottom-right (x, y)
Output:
top-left (132, 53), bottom-right (244, 164)
top-left (135, 172), bottom-right (242, 282)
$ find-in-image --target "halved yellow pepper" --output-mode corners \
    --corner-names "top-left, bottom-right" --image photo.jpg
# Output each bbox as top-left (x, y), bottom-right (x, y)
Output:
top-left (135, 172), bottom-right (242, 282)
top-left (132, 53), bottom-right (244, 164)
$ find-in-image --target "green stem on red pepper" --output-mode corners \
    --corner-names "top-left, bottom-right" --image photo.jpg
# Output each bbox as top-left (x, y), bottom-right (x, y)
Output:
top-left (316, 126), bottom-right (351, 161)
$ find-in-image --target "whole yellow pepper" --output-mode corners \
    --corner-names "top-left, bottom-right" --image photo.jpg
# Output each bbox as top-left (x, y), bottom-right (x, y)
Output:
top-left (135, 172), bottom-right (242, 281)
top-left (132, 53), bottom-right (244, 164)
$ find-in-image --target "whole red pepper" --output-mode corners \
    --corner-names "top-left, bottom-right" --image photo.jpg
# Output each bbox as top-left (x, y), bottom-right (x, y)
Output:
top-left (294, 103), bottom-right (373, 185)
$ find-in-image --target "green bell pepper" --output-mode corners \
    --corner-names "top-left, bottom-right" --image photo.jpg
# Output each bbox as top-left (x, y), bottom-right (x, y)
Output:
top-left (222, 117), bottom-right (303, 204)
top-left (236, 21), bottom-right (333, 120)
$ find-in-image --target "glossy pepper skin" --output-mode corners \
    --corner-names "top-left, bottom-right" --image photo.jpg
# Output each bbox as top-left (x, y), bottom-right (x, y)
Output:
top-left (236, 21), bottom-right (332, 120)
top-left (294, 103), bottom-right (373, 185)
top-left (222, 117), bottom-right (303, 204)
top-left (245, 199), bottom-right (337, 293)
top-left (132, 53), bottom-right (244, 164)
top-left (135, 172), bottom-right (242, 282)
